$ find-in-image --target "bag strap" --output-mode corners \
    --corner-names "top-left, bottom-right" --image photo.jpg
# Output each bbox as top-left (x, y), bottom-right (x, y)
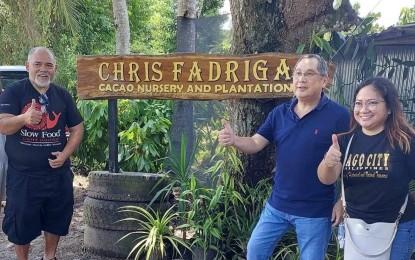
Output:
top-left (341, 134), bottom-right (409, 257)
top-left (340, 134), bottom-right (353, 211)
top-left (345, 196), bottom-right (408, 257)
top-left (345, 220), bottom-right (398, 256)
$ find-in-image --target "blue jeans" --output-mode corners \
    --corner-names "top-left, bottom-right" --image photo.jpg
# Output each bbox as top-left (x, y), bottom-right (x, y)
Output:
top-left (390, 220), bottom-right (415, 260)
top-left (247, 202), bottom-right (332, 260)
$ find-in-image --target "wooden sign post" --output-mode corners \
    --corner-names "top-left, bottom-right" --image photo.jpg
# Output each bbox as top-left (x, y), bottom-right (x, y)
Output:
top-left (77, 53), bottom-right (335, 100)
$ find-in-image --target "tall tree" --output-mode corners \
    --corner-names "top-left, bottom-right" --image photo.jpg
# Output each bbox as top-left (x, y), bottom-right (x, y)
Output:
top-left (129, 0), bottom-right (176, 54)
top-left (0, 0), bottom-right (81, 64)
top-left (108, 0), bottom-right (130, 172)
top-left (398, 6), bottom-right (415, 25)
top-left (170, 0), bottom-right (197, 159)
top-left (229, 0), bottom-right (359, 185)
top-left (112, 0), bottom-right (130, 54)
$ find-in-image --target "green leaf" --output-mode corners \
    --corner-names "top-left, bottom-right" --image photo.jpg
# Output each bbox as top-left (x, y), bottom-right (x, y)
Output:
top-left (383, 55), bottom-right (390, 65)
top-left (343, 36), bottom-right (354, 55)
top-left (296, 44), bottom-right (305, 54)
top-left (321, 38), bottom-right (333, 55)
top-left (331, 31), bottom-right (344, 49)
top-left (360, 16), bottom-right (375, 27)
top-left (366, 40), bottom-right (376, 61)
top-left (392, 58), bottom-right (403, 65)
top-left (312, 35), bottom-right (324, 49)
top-left (351, 42), bottom-right (360, 61)
top-left (403, 67), bottom-right (409, 80)
top-left (402, 61), bottom-right (415, 67)
top-left (388, 68), bottom-right (395, 79)
top-left (376, 69), bottom-right (386, 76)
top-left (360, 24), bottom-right (372, 35)
top-left (210, 228), bottom-right (221, 239)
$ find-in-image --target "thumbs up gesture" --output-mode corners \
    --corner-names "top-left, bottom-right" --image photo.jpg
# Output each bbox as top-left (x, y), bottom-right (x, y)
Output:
top-left (218, 119), bottom-right (235, 146)
top-left (24, 99), bottom-right (42, 125)
top-left (324, 134), bottom-right (342, 168)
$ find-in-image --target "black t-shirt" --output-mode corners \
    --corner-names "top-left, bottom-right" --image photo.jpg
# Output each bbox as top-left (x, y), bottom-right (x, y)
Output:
top-left (339, 128), bottom-right (415, 223)
top-left (0, 79), bottom-right (83, 176)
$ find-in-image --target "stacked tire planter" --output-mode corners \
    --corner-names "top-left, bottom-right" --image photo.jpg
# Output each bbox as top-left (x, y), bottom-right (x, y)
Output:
top-left (83, 171), bottom-right (168, 259)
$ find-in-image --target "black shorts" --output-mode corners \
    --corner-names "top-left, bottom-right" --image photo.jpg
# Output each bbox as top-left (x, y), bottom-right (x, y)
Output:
top-left (2, 169), bottom-right (74, 245)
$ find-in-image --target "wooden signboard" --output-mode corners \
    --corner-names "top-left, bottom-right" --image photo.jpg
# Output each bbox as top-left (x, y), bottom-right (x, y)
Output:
top-left (77, 53), bottom-right (335, 100)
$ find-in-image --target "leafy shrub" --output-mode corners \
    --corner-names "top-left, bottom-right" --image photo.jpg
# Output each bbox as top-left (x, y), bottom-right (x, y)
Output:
top-left (117, 205), bottom-right (191, 260)
top-left (118, 99), bottom-right (173, 173)
top-left (74, 99), bottom-right (172, 173)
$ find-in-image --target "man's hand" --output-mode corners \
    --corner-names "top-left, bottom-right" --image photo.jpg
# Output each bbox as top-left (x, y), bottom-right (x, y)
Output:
top-left (324, 134), bottom-right (342, 168)
top-left (48, 151), bottom-right (66, 169)
top-left (218, 119), bottom-right (235, 146)
top-left (24, 99), bottom-right (42, 125)
top-left (331, 199), bottom-right (344, 227)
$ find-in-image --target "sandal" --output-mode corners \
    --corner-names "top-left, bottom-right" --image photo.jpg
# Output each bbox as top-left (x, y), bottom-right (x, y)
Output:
top-left (41, 258), bottom-right (57, 260)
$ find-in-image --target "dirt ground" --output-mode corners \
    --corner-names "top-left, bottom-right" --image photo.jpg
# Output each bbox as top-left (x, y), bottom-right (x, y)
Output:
top-left (0, 174), bottom-right (118, 260)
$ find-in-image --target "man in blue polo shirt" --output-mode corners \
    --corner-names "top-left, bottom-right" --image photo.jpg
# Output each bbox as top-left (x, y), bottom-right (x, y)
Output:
top-left (218, 54), bottom-right (349, 259)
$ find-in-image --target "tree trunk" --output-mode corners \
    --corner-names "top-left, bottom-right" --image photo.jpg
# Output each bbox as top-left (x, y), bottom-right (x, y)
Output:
top-left (229, 0), bottom-right (359, 186)
top-left (112, 0), bottom-right (130, 55)
top-left (171, 0), bottom-right (197, 159)
top-left (110, 0), bottom-right (130, 172)
top-left (228, 98), bottom-right (287, 185)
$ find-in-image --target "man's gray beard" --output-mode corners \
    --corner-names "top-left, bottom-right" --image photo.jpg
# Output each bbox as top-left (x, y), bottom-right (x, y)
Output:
top-left (35, 78), bottom-right (51, 88)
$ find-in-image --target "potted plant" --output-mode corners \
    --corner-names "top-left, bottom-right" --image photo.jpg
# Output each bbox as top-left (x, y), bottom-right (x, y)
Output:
top-left (116, 205), bottom-right (191, 260)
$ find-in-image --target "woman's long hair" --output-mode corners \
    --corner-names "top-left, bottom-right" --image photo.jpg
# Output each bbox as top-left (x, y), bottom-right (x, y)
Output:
top-left (349, 77), bottom-right (415, 153)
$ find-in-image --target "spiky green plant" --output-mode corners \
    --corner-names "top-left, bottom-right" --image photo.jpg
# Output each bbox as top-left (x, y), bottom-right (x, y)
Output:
top-left (116, 205), bottom-right (191, 260)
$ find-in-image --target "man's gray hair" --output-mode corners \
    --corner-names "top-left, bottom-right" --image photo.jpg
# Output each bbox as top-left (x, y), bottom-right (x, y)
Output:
top-left (27, 47), bottom-right (56, 64)
top-left (294, 54), bottom-right (328, 76)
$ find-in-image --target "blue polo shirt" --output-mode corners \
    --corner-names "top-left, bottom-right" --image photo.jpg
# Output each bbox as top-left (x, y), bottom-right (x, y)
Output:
top-left (257, 93), bottom-right (349, 218)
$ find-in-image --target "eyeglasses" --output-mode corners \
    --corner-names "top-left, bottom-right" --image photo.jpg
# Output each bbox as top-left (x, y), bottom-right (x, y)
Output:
top-left (353, 100), bottom-right (386, 111)
top-left (38, 93), bottom-right (49, 113)
top-left (293, 71), bottom-right (323, 79)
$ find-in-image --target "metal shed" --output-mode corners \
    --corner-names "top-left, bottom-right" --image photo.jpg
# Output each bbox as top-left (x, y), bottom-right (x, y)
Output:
top-left (331, 24), bottom-right (415, 123)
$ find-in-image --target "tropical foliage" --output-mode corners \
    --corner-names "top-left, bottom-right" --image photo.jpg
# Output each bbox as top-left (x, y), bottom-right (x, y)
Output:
top-left (134, 138), bottom-right (344, 259)
top-left (74, 99), bottom-right (173, 173)
top-left (398, 6), bottom-right (415, 25)
top-left (117, 205), bottom-right (191, 260)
